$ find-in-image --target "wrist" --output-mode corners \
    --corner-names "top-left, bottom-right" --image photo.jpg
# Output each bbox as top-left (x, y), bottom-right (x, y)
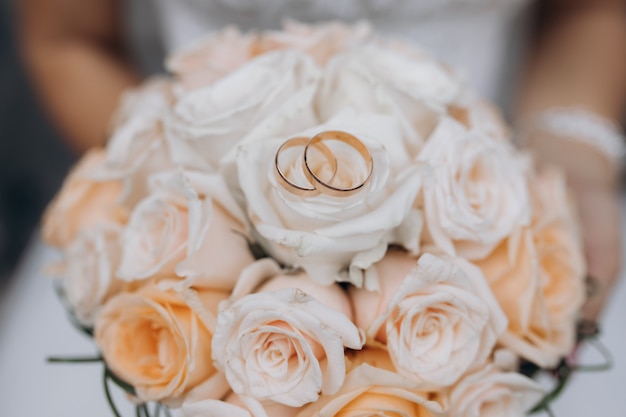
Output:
top-left (524, 133), bottom-right (619, 189)
top-left (516, 108), bottom-right (625, 190)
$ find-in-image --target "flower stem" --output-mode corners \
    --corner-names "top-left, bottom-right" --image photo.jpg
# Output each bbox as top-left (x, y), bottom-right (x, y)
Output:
top-left (47, 356), bottom-right (103, 363)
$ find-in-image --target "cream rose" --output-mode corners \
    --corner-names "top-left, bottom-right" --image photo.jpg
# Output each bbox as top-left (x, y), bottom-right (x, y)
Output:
top-left (351, 252), bottom-right (507, 388)
top-left (167, 21), bottom-right (371, 92)
top-left (117, 186), bottom-right (188, 280)
top-left (59, 225), bottom-right (124, 326)
top-left (464, 100), bottom-right (512, 143)
top-left (237, 111), bottom-right (423, 290)
top-left (225, 393), bottom-right (299, 417)
top-left (419, 117), bottom-right (530, 260)
top-left (446, 363), bottom-right (544, 417)
top-left (183, 400), bottom-right (253, 417)
top-left (475, 169), bottom-right (586, 367)
top-left (103, 78), bottom-right (175, 206)
top-left (183, 393), bottom-right (298, 417)
top-left (165, 50), bottom-right (320, 170)
top-left (317, 43), bottom-right (465, 150)
top-left (256, 20), bottom-right (371, 67)
top-left (212, 270), bottom-right (363, 407)
top-left (117, 170), bottom-right (254, 287)
top-left (167, 26), bottom-right (261, 90)
top-left (95, 285), bottom-right (229, 403)
top-left (297, 348), bottom-right (443, 417)
top-left (42, 149), bottom-right (128, 248)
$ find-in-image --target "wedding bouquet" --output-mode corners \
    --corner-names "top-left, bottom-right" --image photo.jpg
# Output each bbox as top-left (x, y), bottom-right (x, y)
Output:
top-left (43, 21), bottom-right (588, 417)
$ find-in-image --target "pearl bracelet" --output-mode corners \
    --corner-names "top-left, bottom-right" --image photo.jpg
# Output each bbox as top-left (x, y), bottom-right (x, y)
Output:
top-left (517, 108), bottom-right (626, 170)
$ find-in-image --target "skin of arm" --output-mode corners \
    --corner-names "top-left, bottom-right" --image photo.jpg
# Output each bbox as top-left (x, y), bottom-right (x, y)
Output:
top-left (19, 0), bottom-right (139, 153)
top-left (518, 0), bottom-right (626, 320)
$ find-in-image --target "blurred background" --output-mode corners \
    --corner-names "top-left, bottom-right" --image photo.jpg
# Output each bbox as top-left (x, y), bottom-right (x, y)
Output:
top-left (0, 0), bottom-right (74, 287)
top-left (0, 0), bottom-right (624, 415)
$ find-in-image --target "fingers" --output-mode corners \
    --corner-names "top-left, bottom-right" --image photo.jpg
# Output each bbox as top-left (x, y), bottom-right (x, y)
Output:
top-left (575, 187), bottom-right (623, 320)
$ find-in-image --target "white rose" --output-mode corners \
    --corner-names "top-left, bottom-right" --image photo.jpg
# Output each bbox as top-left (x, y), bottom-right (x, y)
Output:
top-left (117, 180), bottom-right (188, 281)
top-left (464, 100), bottom-right (512, 142)
top-left (419, 117), bottom-right (530, 260)
top-left (165, 51), bottom-right (320, 170)
top-left (103, 78), bottom-right (176, 206)
top-left (60, 225), bottom-right (124, 325)
top-left (237, 111), bottom-right (423, 290)
top-left (317, 44), bottom-right (466, 151)
top-left (352, 252), bottom-right (507, 388)
top-left (167, 20), bottom-right (370, 92)
top-left (183, 400), bottom-right (253, 417)
top-left (183, 394), bottom-right (297, 417)
top-left (212, 271), bottom-right (363, 407)
top-left (447, 363), bottom-right (544, 417)
top-left (117, 170), bottom-right (254, 288)
top-left (167, 26), bottom-right (260, 90)
top-left (257, 20), bottom-right (371, 66)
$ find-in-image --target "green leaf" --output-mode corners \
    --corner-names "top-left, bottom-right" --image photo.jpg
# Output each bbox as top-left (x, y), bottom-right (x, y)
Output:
top-left (136, 404), bottom-right (149, 417)
top-left (529, 331), bottom-right (613, 415)
top-left (103, 368), bottom-right (123, 417)
top-left (573, 339), bottom-right (613, 373)
top-left (67, 313), bottom-right (95, 338)
top-left (230, 229), bottom-right (268, 260)
top-left (53, 281), bottom-right (94, 337)
top-left (530, 360), bottom-right (572, 414)
top-left (106, 367), bottom-right (136, 396)
top-left (519, 360), bottom-right (540, 378)
top-left (47, 355), bottom-right (102, 364)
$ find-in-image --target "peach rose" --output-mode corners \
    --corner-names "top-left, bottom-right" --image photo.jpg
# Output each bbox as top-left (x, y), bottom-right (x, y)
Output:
top-left (212, 269), bottom-right (363, 407)
top-left (42, 149), bottom-right (128, 248)
top-left (95, 284), bottom-right (229, 403)
top-left (117, 170), bottom-right (254, 288)
top-left (59, 225), bottom-right (124, 326)
top-left (446, 362), bottom-right (544, 417)
top-left (297, 348), bottom-right (443, 417)
top-left (419, 117), bottom-right (531, 260)
top-left (474, 169), bottom-right (586, 367)
top-left (167, 26), bottom-right (261, 90)
top-left (351, 252), bottom-right (507, 388)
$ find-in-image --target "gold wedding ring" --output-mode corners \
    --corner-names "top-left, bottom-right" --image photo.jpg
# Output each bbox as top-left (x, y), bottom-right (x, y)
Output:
top-left (274, 137), bottom-right (337, 197)
top-left (303, 131), bottom-right (374, 197)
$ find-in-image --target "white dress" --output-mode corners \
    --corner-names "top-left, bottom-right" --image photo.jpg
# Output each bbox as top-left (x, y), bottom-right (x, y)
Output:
top-left (2, 1), bottom-right (625, 416)
top-left (143, 0), bottom-right (530, 104)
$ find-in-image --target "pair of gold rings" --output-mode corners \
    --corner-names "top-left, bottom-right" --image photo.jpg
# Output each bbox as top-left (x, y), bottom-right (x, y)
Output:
top-left (274, 131), bottom-right (373, 197)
